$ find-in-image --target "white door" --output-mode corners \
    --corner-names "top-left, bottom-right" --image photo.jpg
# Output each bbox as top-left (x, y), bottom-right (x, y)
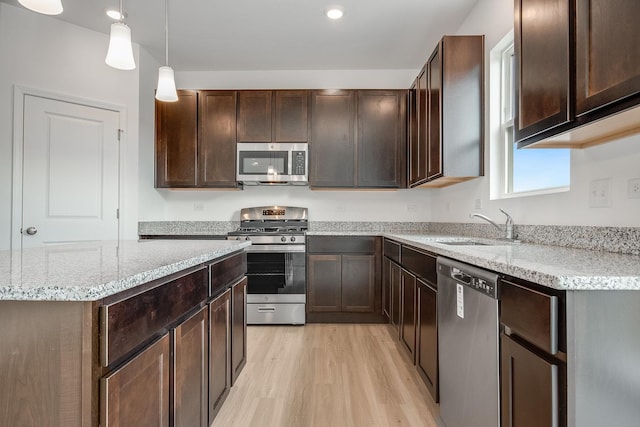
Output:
top-left (21, 95), bottom-right (120, 248)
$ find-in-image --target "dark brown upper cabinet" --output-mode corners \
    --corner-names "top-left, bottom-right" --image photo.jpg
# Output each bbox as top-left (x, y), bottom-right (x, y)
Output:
top-left (516, 0), bottom-right (640, 148)
top-left (514, 0), bottom-right (571, 143)
top-left (575, 0), bottom-right (640, 116)
top-left (237, 90), bottom-right (308, 143)
top-left (411, 35), bottom-right (484, 188)
top-left (409, 69), bottom-right (428, 187)
top-left (357, 90), bottom-right (407, 188)
top-left (155, 90), bottom-right (238, 188)
top-left (155, 90), bottom-right (198, 187)
top-left (310, 90), bottom-right (406, 189)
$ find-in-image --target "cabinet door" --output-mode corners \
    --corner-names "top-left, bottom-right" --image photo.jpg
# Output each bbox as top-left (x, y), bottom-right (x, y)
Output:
top-left (231, 277), bottom-right (247, 385)
top-left (341, 254), bottom-right (376, 313)
top-left (309, 90), bottom-right (356, 187)
top-left (400, 269), bottom-right (416, 361)
top-left (237, 91), bottom-right (272, 142)
top-left (382, 257), bottom-right (391, 320)
top-left (514, 0), bottom-right (571, 141)
top-left (575, 0), bottom-right (640, 116)
top-left (155, 90), bottom-right (198, 187)
top-left (198, 91), bottom-right (238, 188)
top-left (101, 334), bottom-right (170, 427)
top-left (390, 261), bottom-right (402, 332)
top-left (416, 279), bottom-right (438, 402)
top-left (427, 46), bottom-right (443, 181)
top-left (173, 307), bottom-right (208, 427)
top-left (209, 289), bottom-right (231, 424)
top-left (274, 90), bottom-right (308, 142)
top-left (410, 70), bottom-right (428, 187)
top-left (357, 90), bottom-right (406, 188)
top-left (501, 334), bottom-right (560, 427)
top-left (307, 254), bottom-right (342, 312)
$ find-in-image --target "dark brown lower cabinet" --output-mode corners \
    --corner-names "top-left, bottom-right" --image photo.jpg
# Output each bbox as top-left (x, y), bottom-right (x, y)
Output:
top-left (416, 279), bottom-right (438, 402)
top-left (208, 289), bottom-right (231, 423)
top-left (173, 307), bottom-right (208, 427)
top-left (307, 254), bottom-right (342, 312)
top-left (231, 277), bottom-right (247, 385)
top-left (101, 334), bottom-right (170, 427)
top-left (400, 269), bottom-right (416, 361)
top-left (390, 261), bottom-right (402, 332)
top-left (341, 255), bottom-right (376, 312)
top-left (501, 334), bottom-right (561, 427)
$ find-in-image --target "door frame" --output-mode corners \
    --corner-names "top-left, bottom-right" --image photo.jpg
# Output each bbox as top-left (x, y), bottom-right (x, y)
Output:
top-left (11, 85), bottom-right (127, 251)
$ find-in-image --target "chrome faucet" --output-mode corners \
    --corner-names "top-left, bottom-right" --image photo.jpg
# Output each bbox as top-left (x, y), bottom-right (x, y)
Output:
top-left (471, 209), bottom-right (517, 241)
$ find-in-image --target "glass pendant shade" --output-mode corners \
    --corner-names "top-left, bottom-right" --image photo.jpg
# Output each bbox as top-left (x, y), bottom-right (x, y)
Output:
top-left (156, 66), bottom-right (178, 102)
top-left (105, 22), bottom-right (136, 70)
top-left (18, 0), bottom-right (63, 15)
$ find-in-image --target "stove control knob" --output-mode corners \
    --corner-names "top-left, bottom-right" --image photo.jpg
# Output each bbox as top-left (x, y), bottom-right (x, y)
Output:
top-left (281, 236), bottom-right (287, 242)
top-left (290, 236), bottom-right (296, 242)
top-left (245, 236), bottom-right (251, 241)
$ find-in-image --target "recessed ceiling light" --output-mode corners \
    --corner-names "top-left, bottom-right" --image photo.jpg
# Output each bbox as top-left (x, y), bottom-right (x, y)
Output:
top-left (106, 9), bottom-right (127, 20)
top-left (326, 7), bottom-right (344, 20)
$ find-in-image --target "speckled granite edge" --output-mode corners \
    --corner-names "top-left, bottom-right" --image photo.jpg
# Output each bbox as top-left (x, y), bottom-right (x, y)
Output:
top-left (139, 221), bottom-right (238, 236)
top-left (429, 223), bottom-right (640, 256)
top-left (308, 221), bottom-right (432, 233)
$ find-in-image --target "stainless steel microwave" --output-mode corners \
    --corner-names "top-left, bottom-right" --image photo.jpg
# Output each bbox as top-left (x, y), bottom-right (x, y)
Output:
top-left (237, 142), bottom-right (308, 185)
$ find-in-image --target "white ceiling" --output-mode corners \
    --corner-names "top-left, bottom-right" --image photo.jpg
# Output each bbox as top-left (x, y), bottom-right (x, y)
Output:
top-left (3, 0), bottom-right (479, 71)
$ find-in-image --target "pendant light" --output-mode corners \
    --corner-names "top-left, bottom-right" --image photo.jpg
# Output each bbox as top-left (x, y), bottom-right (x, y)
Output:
top-left (105, 0), bottom-right (136, 70)
top-left (155, 0), bottom-right (178, 102)
top-left (18, 0), bottom-right (63, 15)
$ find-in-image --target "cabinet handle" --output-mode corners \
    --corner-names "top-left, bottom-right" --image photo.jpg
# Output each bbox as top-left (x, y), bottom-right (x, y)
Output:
top-left (257, 307), bottom-right (276, 312)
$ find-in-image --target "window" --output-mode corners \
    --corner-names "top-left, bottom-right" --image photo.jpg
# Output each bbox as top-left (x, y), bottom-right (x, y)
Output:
top-left (490, 32), bottom-right (570, 199)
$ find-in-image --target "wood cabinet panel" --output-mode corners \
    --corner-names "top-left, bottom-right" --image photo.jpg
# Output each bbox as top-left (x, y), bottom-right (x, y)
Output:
top-left (208, 289), bottom-right (231, 424)
top-left (309, 90), bottom-right (356, 187)
top-left (357, 90), bottom-right (406, 188)
top-left (155, 90), bottom-right (198, 187)
top-left (514, 0), bottom-right (571, 141)
top-left (307, 254), bottom-right (342, 312)
top-left (275, 90), bottom-right (308, 142)
top-left (198, 91), bottom-right (238, 188)
top-left (101, 267), bottom-right (208, 367)
top-left (308, 236), bottom-right (376, 254)
top-left (237, 91), bottom-right (272, 142)
top-left (390, 261), bottom-right (402, 331)
top-left (409, 69), bottom-right (428, 187)
top-left (575, 0), bottom-right (640, 116)
top-left (427, 48), bottom-right (443, 180)
top-left (101, 334), bottom-right (170, 427)
top-left (501, 334), bottom-right (560, 427)
top-left (401, 246), bottom-right (437, 285)
top-left (400, 269), bottom-right (416, 361)
top-left (210, 251), bottom-right (247, 297)
top-left (173, 307), bottom-right (208, 427)
top-left (231, 277), bottom-right (247, 385)
top-left (417, 279), bottom-right (438, 401)
top-left (341, 254), bottom-right (376, 312)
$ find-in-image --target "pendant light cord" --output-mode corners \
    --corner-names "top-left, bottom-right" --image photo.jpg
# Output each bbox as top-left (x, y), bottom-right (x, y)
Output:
top-left (165, 0), bottom-right (169, 66)
top-left (119, 0), bottom-right (123, 21)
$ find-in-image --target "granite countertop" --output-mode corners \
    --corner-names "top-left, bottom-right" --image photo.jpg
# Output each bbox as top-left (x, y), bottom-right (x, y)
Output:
top-left (385, 234), bottom-right (640, 291)
top-left (0, 240), bottom-right (250, 302)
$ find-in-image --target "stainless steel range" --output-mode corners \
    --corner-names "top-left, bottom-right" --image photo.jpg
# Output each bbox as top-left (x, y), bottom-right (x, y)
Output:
top-left (227, 206), bottom-right (307, 325)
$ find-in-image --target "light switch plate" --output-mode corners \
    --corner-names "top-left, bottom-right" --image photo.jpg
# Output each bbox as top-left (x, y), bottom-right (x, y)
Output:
top-left (628, 178), bottom-right (640, 199)
top-left (589, 178), bottom-right (611, 208)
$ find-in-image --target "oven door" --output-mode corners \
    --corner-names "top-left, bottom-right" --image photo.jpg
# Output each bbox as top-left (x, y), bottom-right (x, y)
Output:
top-left (245, 245), bottom-right (306, 303)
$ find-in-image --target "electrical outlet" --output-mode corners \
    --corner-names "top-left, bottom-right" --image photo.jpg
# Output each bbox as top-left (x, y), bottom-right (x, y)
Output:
top-left (628, 178), bottom-right (640, 199)
top-left (474, 199), bottom-right (482, 209)
top-left (589, 178), bottom-right (611, 208)
top-left (407, 203), bottom-right (418, 212)
top-left (194, 203), bottom-right (205, 211)
top-left (336, 206), bottom-right (346, 213)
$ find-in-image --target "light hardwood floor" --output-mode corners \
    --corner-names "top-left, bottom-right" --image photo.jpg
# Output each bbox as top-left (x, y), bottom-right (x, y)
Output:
top-left (212, 324), bottom-right (439, 427)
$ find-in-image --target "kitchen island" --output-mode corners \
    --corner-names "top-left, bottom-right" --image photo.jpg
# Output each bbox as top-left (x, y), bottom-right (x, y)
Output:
top-left (0, 239), bottom-right (250, 427)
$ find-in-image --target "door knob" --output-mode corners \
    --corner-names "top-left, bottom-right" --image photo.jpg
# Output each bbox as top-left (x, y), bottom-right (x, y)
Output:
top-left (25, 226), bottom-right (38, 235)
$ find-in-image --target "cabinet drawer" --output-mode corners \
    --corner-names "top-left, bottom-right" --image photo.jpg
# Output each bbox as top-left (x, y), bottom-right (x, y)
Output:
top-left (308, 236), bottom-right (377, 254)
top-left (101, 268), bottom-right (208, 367)
top-left (383, 239), bottom-right (401, 263)
top-left (501, 280), bottom-right (558, 355)
top-left (210, 251), bottom-right (247, 297)
top-left (401, 246), bottom-right (437, 285)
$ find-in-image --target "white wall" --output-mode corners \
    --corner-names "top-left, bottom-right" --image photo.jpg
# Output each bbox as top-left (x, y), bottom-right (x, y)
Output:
top-left (136, 68), bottom-right (433, 223)
top-left (0, 3), bottom-right (141, 249)
top-left (434, 0), bottom-right (640, 227)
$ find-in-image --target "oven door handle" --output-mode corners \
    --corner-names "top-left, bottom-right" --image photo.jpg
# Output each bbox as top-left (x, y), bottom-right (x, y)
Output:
top-left (244, 244), bottom-right (306, 253)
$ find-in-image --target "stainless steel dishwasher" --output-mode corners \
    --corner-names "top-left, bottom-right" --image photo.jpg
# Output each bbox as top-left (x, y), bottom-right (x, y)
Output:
top-left (436, 257), bottom-right (500, 427)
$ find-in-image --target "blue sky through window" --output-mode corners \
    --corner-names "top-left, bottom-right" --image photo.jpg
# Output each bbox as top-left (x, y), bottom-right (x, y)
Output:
top-left (512, 146), bottom-right (570, 193)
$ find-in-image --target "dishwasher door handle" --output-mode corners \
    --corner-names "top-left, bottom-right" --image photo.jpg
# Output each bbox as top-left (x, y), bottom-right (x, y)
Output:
top-left (451, 267), bottom-right (473, 285)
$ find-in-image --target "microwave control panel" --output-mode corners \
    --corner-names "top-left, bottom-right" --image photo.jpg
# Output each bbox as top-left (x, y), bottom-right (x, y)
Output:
top-left (292, 151), bottom-right (306, 175)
